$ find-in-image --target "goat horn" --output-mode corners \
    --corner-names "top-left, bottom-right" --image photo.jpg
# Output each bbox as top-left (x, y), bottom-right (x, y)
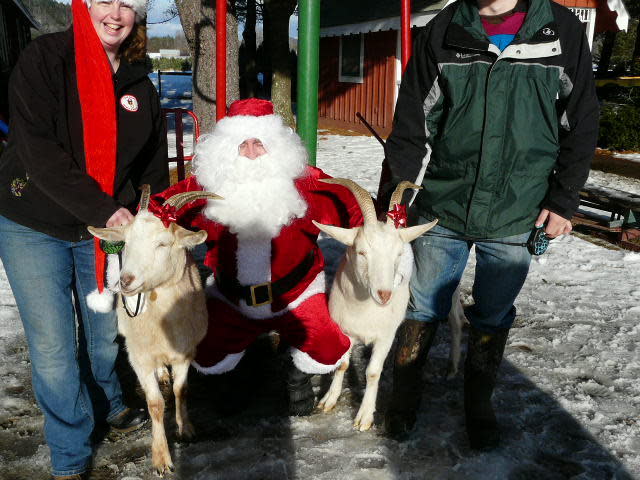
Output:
top-left (319, 178), bottom-right (377, 225)
top-left (139, 184), bottom-right (151, 211)
top-left (165, 191), bottom-right (223, 211)
top-left (388, 181), bottom-right (422, 211)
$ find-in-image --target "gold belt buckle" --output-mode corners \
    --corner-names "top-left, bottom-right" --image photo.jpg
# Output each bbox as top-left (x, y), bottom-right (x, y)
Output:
top-left (250, 282), bottom-right (273, 307)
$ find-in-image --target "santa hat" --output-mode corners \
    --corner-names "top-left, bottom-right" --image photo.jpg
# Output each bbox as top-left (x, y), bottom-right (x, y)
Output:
top-left (227, 98), bottom-right (274, 117)
top-left (84, 0), bottom-right (147, 21)
top-left (214, 98), bottom-right (284, 148)
top-left (193, 99), bottom-right (309, 183)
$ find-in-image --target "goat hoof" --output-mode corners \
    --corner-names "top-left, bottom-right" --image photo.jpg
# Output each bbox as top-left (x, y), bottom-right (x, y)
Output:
top-left (318, 399), bottom-right (336, 413)
top-left (155, 462), bottom-right (174, 477)
top-left (354, 416), bottom-right (374, 431)
top-left (318, 392), bottom-right (338, 412)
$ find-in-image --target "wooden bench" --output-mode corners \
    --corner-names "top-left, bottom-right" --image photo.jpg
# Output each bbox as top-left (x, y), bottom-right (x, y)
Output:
top-left (573, 184), bottom-right (640, 250)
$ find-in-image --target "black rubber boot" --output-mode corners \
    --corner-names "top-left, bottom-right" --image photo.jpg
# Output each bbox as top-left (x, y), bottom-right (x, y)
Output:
top-left (108, 407), bottom-right (148, 434)
top-left (384, 320), bottom-right (439, 438)
top-left (464, 325), bottom-right (509, 451)
top-left (287, 361), bottom-right (315, 416)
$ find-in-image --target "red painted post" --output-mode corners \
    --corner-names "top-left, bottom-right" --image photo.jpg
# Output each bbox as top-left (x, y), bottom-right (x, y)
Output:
top-left (216, 0), bottom-right (227, 120)
top-left (401, 0), bottom-right (412, 73)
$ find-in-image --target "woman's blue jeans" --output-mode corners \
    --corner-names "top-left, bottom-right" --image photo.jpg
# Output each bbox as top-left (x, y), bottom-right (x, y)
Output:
top-left (406, 221), bottom-right (532, 332)
top-left (0, 215), bottom-right (126, 476)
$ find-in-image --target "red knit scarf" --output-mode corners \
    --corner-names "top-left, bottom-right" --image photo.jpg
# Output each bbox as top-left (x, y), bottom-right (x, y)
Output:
top-left (72, 0), bottom-right (117, 293)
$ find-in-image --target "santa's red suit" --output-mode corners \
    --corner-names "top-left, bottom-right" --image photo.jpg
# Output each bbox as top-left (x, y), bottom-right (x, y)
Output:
top-left (154, 99), bottom-right (362, 375)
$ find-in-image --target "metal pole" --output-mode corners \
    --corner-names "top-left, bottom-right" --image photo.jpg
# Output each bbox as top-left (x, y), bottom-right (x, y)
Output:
top-left (216, 0), bottom-right (227, 120)
top-left (297, 0), bottom-right (320, 166)
top-left (401, 0), bottom-right (412, 73)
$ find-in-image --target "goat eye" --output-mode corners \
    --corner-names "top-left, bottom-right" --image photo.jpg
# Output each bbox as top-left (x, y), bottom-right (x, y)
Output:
top-left (357, 251), bottom-right (366, 257)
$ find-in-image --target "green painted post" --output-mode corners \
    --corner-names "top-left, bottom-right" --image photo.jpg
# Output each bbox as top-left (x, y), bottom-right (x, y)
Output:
top-left (297, 0), bottom-right (320, 166)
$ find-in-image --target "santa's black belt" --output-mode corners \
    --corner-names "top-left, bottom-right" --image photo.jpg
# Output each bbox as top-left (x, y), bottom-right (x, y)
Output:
top-left (216, 250), bottom-right (315, 307)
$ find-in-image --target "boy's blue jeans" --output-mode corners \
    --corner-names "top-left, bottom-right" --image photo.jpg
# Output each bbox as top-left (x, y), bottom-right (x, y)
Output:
top-left (0, 215), bottom-right (126, 476)
top-left (406, 221), bottom-right (532, 332)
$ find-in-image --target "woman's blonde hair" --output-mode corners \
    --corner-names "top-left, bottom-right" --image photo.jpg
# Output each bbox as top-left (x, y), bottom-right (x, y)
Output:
top-left (120, 23), bottom-right (147, 64)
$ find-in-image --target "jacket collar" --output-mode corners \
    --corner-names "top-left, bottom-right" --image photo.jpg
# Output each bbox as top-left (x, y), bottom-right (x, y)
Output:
top-left (445, 0), bottom-right (559, 54)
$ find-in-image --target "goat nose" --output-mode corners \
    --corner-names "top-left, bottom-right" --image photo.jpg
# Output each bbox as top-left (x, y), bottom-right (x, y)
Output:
top-left (120, 273), bottom-right (135, 289)
top-left (377, 290), bottom-right (392, 304)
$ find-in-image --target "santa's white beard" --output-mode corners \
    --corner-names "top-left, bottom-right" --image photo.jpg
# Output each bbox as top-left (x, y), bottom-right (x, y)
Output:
top-left (200, 152), bottom-right (307, 239)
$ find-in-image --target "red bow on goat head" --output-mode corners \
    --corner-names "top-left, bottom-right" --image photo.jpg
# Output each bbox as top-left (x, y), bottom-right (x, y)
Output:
top-left (147, 199), bottom-right (178, 228)
top-left (387, 204), bottom-right (407, 229)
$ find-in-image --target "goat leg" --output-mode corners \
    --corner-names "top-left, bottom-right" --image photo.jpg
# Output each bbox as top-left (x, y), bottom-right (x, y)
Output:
top-left (172, 360), bottom-right (195, 440)
top-left (137, 368), bottom-right (174, 476)
top-left (318, 347), bottom-right (351, 412)
top-left (354, 337), bottom-right (394, 431)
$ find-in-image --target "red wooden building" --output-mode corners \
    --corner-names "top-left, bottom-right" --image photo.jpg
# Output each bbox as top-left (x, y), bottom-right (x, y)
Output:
top-left (318, 0), bottom-right (629, 136)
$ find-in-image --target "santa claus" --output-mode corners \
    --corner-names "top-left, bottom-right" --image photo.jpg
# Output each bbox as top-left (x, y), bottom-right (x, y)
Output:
top-left (154, 98), bottom-right (362, 414)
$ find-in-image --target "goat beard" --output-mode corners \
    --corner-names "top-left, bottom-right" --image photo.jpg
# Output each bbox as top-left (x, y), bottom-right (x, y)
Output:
top-left (199, 152), bottom-right (308, 239)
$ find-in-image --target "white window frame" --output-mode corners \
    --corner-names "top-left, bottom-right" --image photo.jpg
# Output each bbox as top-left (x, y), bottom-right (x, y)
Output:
top-left (339, 34), bottom-right (365, 83)
top-left (568, 7), bottom-right (596, 50)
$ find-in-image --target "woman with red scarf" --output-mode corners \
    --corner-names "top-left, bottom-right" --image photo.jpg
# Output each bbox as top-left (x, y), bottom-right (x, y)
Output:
top-left (0, 0), bottom-right (168, 477)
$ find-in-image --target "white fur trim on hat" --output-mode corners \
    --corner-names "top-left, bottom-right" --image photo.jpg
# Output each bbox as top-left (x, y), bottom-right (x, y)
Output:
top-left (289, 346), bottom-right (351, 375)
top-left (191, 352), bottom-right (245, 375)
top-left (85, 0), bottom-right (147, 20)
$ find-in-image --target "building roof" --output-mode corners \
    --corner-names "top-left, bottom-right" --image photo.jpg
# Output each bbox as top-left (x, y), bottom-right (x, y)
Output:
top-left (8, 0), bottom-right (40, 29)
top-left (320, 0), bottom-right (451, 37)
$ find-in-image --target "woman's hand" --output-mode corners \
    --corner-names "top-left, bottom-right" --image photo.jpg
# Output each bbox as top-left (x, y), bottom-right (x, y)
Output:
top-left (106, 207), bottom-right (134, 227)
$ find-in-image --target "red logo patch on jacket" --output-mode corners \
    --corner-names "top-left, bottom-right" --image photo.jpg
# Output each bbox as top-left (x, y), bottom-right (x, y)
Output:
top-left (120, 95), bottom-right (139, 112)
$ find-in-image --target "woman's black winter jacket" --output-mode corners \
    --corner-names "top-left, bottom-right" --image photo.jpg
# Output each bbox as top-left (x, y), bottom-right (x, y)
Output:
top-left (0, 28), bottom-right (169, 241)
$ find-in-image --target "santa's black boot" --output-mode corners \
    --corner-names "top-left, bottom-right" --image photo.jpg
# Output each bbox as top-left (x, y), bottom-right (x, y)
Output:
top-left (464, 325), bottom-right (509, 451)
top-left (384, 320), bottom-right (439, 438)
top-left (287, 361), bottom-right (315, 416)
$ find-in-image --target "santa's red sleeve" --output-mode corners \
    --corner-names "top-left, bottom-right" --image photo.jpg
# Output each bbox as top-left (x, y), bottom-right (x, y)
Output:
top-left (304, 166), bottom-right (364, 228)
top-left (151, 176), bottom-right (208, 228)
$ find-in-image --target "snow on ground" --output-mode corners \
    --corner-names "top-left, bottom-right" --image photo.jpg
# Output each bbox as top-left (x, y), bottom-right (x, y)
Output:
top-left (1, 134), bottom-right (639, 479)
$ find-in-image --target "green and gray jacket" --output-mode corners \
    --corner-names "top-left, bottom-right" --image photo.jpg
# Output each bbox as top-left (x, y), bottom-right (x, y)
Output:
top-left (381, 0), bottom-right (599, 238)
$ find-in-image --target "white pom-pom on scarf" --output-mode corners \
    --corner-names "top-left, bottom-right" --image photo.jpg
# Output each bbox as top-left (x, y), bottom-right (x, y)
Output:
top-left (87, 253), bottom-right (120, 313)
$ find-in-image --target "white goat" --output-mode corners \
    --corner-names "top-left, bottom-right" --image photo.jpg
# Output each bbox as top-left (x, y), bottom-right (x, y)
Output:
top-left (88, 187), bottom-right (219, 475)
top-left (314, 179), bottom-right (465, 431)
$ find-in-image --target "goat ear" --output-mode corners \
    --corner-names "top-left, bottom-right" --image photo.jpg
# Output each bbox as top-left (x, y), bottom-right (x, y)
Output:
top-left (87, 225), bottom-right (126, 242)
top-left (398, 219), bottom-right (438, 243)
top-left (312, 220), bottom-right (358, 246)
top-left (173, 226), bottom-right (208, 248)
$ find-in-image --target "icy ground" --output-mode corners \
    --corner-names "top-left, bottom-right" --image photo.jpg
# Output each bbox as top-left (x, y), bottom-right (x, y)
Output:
top-left (1, 134), bottom-right (639, 479)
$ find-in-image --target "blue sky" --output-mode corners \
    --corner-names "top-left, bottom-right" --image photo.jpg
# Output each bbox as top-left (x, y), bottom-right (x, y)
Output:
top-left (146, 0), bottom-right (183, 37)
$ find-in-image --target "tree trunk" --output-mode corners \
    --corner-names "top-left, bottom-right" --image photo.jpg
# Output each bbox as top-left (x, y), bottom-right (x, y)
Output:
top-left (241, 0), bottom-right (258, 98)
top-left (263, 0), bottom-right (296, 128)
top-left (174, 0), bottom-right (239, 132)
top-left (597, 31), bottom-right (617, 77)
top-left (631, 21), bottom-right (640, 75)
